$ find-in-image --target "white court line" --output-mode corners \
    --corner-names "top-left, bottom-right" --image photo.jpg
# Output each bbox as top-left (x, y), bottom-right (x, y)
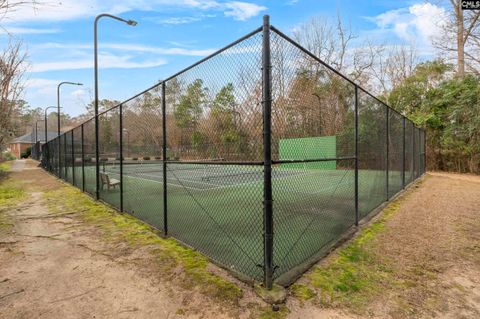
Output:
top-left (109, 171), bottom-right (224, 192)
top-left (136, 171), bottom-right (229, 188)
top-left (107, 168), bottom-right (352, 193)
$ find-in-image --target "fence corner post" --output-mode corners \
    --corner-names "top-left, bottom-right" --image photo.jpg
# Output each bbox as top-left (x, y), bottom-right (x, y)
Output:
top-left (354, 85), bottom-right (359, 226)
top-left (162, 81), bottom-right (168, 237)
top-left (262, 14), bottom-right (274, 290)
top-left (119, 104), bottom-right (124, 212)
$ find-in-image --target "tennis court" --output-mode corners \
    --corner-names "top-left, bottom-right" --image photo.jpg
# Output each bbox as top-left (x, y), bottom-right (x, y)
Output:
top-left (74, 160), bottom-right (388, 280)
top-left (41, 18), bottom-right (426, 287)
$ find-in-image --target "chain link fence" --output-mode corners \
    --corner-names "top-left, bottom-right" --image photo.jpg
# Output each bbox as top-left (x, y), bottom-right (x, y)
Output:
top-left (40, 16), bottom-right (426, 288)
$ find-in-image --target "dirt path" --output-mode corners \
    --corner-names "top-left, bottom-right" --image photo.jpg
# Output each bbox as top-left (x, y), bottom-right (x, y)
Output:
top-left (287, 173), bottom-right (480, 318)
top-left (0, 161), bottom-right (183, 318)
top-left (1, 161), bottom-right (479, 318)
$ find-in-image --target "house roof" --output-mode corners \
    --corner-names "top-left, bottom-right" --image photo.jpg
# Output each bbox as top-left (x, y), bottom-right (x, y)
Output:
top-left (11, 131), bottom-right (59, 144)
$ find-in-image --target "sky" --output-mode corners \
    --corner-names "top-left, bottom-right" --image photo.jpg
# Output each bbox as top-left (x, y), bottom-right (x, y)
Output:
top-left (0, 0), bottom-right (450, 117)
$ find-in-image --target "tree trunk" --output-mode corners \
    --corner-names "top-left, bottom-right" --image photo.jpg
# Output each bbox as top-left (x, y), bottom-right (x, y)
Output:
top-left (456, 2), bottom-right (465, 78)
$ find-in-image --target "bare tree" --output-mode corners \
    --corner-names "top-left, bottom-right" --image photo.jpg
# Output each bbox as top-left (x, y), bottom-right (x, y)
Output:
top-left (364, 42), bottom-right (419, 95)
top-left (0, 0), bottom-right (39, 150)
top-left (292, 12), bottom-right (356, 73)
top-left (0, 40), bottom-right (27, 148)
top-left (433, 0), bottom-right (480, 77)
top-left (0, 1), bottom-right (37, 29)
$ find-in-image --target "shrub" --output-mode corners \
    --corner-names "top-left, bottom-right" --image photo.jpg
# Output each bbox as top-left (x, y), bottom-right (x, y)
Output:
top-left (2, 152), bottom-right (16, 161)
top-left (21, 147), bottom-right (32, 159)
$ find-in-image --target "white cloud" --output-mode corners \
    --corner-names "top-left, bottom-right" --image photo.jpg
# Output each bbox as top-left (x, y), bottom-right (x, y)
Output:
top-left (4, 0), bottom-right (265, 24)
top-left (33, 42), bottom-right (217, 57)
top-left (30, 53), bottom-right (167, 72)
top-left (183, 0), bottom-right (220, 10)
top-left (146, 13), bottom-right (217, 25)
top-left (408, 3), bottom-right (446, 40)
top-left (370, 3), bottom-right (448, 44)
top-left (3, 0), bottom-right (100, 23)
top-left (23, 78), bottom-right (90, 115)
top-left (71, 89), bottom-right (88, 99)
top-left (159, 16), bottom-right (203, 24)
top-left (23, 78), bottom-right (60, 106)
top-left (104, 43), bottom-right (217, 56)
top-left (25, 78), bottom-right (58, 88)
top-left (0, 27), bottom-right (60, 34)
top-left (224, 1), bottom-right (266, 21)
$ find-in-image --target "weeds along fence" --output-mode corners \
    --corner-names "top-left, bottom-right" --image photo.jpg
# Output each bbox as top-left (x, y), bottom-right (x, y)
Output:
top-left (41, 16), bottom-right (426, 288)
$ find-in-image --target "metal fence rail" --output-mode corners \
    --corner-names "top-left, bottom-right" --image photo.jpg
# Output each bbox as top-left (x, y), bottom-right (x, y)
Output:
top-left (40, 15), bottom-right (426, 288)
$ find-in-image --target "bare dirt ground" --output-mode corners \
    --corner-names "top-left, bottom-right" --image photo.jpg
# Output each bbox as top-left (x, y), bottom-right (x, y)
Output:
top-left (0, 161), bottom-right (263, 318)
top-left (0, 161), bottom-right (181, 318)
top-left (1, 160), bottom-right (479, 319)
top-left (287, 172), bottom-right (480, 318)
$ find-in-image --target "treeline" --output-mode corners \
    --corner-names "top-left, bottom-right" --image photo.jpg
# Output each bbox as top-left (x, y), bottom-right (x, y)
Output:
top-left (387, 61), bottom-right (480, 173)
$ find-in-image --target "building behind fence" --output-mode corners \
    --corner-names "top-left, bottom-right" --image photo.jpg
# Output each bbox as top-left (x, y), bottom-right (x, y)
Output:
top-left (41, 16), bottom-right (426, 288)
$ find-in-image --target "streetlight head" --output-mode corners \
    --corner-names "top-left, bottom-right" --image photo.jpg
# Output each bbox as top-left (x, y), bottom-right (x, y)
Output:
top-left (127, 19), bottom-right (137, 26)
top-left (76, 82), bottom-right (83, 86)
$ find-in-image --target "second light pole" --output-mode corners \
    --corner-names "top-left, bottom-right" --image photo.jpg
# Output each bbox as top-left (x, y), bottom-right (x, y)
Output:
top-left (94, 13), bottom-right (137, 199)
top-left (57, 82), bottom-right (83, 136)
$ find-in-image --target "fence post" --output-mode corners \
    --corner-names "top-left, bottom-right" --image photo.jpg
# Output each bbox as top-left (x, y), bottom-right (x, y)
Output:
top-left (72, 130), bottom-right (75, 185)
top-left (95, 116), bottom-right (100, 200)
top-left (412, 127), bottom-right (416, 179)
top-left (385, 107), bottom-right (389, 200)
top-left (354, 85), bottom-right (359, 226)
top-left (58, 134), bottom-right (61, 178)
top-left (162, 82), bottom-right (168, 237)
top-left (424, 130), bottom-right (427, 174)
top-left (119, 104), bottom-right (124, 212)
top-left (64, 134), bottom-right (67, 180)
top-left (81, 124), bottom-right (85, 192)
top-left (262, 14), bottom-right (274, 290)
top-left (402, 116), bottom-right (405, 188)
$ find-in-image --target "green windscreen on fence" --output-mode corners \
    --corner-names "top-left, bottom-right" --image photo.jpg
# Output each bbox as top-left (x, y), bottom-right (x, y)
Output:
top-left (279, 136), bottom-right (336, 169)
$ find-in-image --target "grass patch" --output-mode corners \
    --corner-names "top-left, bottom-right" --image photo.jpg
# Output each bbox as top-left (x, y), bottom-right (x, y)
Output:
top-left (291, 284), bottom-right (316, 300)
top-left (43, 187), bottom-right (243, 304)
top-left (292, 198), bottom-right (405, 312)
top-left (255, 305), bottom-right (289, 319)
top-left (0, 161), bottom-right (12, 179)
top-left (0, 161), bottom-right (25, 208)
top-left (0, 162), bottom-right (24, 235)
top-left (0, 186), bottom-right (25, 207)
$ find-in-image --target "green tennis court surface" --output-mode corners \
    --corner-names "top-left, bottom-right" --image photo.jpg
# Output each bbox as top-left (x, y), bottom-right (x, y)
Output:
top-left (62, 162), bottom-right (399, 280)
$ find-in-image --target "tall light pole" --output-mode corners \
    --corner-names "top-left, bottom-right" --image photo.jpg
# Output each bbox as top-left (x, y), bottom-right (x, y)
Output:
top-left (57, 82), bottom-right (83, 136)
top-left (34, 120), bottom-right (44, 160)
top-left (44, 106), bottom-right (57, 144)
top-left (35, 120), bottom-right (44, 143)
top-left (94, 13), bottom-right (137, 199)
